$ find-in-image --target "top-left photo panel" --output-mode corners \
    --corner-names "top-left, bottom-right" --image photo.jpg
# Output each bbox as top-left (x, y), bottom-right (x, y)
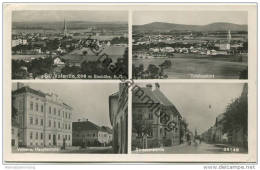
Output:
top-left (11, 10), bottom-right (129, 79)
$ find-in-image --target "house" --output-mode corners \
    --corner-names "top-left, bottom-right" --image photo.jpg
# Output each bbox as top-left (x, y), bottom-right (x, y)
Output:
top-left (72, 119), bottom-right (113, 147)
top-left (215, 113), bottom-right (228, 143)
top-left (12, 83), bottom-right (73, 147)
top-left (132, 83), bottom-right (182, 149)
top-left (109, 83), bottom-right (128, 153)
top-left (53, 57), bottom-right (65, 66)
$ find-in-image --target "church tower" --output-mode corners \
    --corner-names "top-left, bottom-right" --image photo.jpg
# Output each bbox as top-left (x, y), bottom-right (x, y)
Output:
top-left (63, 19), bottom-right (68, 37)
top-left (227, 30), bottom-right (232, 43)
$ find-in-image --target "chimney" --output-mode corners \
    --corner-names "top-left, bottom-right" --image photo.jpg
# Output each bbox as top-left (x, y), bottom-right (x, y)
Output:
top-left (146, 84), bottom-right (152, 90)
top-left (155, 83), bottom-right (160, 89)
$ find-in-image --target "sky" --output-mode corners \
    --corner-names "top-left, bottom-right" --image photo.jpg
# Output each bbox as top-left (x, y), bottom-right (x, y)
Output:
top-left (12, 11), bottom-right (128, 23)
top-left (138, 83), bottom-right (244, 135)
top-left (133, 11), bottom-right (248, 25)
top-left (12, 82), bottom-right (118, 128)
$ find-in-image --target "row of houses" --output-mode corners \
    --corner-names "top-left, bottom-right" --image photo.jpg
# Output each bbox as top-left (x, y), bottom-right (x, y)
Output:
top-left (201, 84), bottom-right (248, 148)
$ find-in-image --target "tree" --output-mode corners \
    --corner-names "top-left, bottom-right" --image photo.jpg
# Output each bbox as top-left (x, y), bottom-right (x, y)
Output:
top-left (223, 86), bottom-right (248, 147)
top-left (147, 64), bottom-right (160, 79)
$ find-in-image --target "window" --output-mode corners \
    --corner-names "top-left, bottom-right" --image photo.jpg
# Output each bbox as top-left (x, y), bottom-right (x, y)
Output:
top-left (35, 118), bottom-right (38, 125)
top-left (30, 117), bottom-right (33, 125)
top-left (68, 135), bottom-right (70, 140)
top-left (54, 108), bottom-right (56, 115)
top-left (65, 135), bottom-right (67, 140)
top-left (30, 102), bottom-right (33, 111)
top-left (19, 101), bottom-right (23, 110)
top-left (68, 124), bottom-right (70, 130)
top-left (148, 130), bottom-right (153, 137)
top-left (69, 113), bottom-right (70, 119)
top-left (58, 122), bottom-right (60, 128)
top-left (49, 134), bottom-right (51, 140)
top-left (93, 133), bottom-right (95, 137)
top-left (41, 119), bottom-right (43, 126)
top-left (30, 132), bottom-right (33, 139)
top-left (149, 113), bottom-right (153, 120)
top-left (58, 110), bottom-right (60, 116)
top-left (36, 132), bottom-right (38, 139)
top-left (65, 112), bottom-right (67, 118)
top-left (49, 106), bottom-right (51, 114)
top-left (54, 121), bottom-right (56, 128)
top-left (36, 103), bottom-right (38, 111)
top-left (63, 111), bottom-right (64, 118)
top-left (49, 120), bottom-right (51, 127)
top-left (41, 105), bottom-right (44, 112)
top-left (58, 134), bottom-right (60, 140)
top-left (65, 124), bottom-right (67, 130)
top-left (41, 133), bottom-right (43, 140)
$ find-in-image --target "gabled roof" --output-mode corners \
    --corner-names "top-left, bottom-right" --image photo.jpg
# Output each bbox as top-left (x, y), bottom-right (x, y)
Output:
top-left (132, 85), bottom-right (182, 118)
top-left (153, 88), bottom-right (181, 117)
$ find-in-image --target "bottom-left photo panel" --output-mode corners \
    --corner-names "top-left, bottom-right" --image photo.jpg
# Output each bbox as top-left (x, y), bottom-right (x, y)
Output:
top-left (11, 82), bottom-right (128, 154)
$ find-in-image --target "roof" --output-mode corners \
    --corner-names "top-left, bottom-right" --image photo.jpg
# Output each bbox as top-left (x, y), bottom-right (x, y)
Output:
top-left (153, 88), bottom-right (181, 117)
top-left (132, 86), bottom-right (160, 104)
top-left (61, 46), bottom-right (126, 64)
top-left (101, 126), bottom-right (113, 134)
top-left (132, 84), bottom-right (181, 117)
top-left (100, 46), bottom-right (126, 56)
top-left (72, 121), bottom-right (100, 131)
top-left (12, 86), bottom-right (45, 97)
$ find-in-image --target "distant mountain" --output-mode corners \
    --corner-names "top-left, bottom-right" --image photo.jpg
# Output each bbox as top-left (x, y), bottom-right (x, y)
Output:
top-left (12, 21), bottom-right (128, 30)
top-left (133, 22), bottom-right (248, 32)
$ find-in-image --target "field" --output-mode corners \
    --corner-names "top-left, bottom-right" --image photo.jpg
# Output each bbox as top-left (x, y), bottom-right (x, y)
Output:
top-left (133, 54), bottom-right (248, 79)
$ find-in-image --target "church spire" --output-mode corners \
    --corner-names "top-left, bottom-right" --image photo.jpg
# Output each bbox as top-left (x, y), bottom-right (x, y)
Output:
top-left (63, 19), bottom-right (68, 37)
top-left (227, 30), bottom-right (231, 43)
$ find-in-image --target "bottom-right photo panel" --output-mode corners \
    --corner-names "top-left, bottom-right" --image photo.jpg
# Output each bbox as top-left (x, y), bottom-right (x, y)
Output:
top-left (131, 83), bottom-right (248, 154)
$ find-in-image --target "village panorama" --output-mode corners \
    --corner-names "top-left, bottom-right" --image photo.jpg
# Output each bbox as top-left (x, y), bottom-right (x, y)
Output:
top-left (11, 11), bottom-right (128, 79)
top-left (132, 11), bottom-right (248, 79)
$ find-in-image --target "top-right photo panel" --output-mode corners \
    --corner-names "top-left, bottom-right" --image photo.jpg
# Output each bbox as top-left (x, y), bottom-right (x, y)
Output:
top-left (132, 11), bottom-right (248, 79)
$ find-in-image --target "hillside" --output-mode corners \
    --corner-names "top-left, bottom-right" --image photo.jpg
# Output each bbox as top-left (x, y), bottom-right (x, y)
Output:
top-left (133, 22), bottom-right (248, 32)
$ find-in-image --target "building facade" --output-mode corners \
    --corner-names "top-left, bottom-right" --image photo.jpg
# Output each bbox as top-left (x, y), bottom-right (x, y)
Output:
top-left (12, 83), bottom-right (73, 147)
top-left (72, 119), bottom-right (113, 147)
top-left (132, 83), bottom-right (182, 149)
top-left (109, 83), bottom-right (128, 153)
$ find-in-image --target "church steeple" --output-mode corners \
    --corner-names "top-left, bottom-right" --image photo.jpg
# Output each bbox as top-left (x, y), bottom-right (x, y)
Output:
top-left (63, 19), bottom-right (68, 37)
top-left (227, 30), bottom-right (231, 43)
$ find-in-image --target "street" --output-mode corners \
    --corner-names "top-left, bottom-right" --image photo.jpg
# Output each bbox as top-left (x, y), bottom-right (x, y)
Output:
top-left (133, 142), bottom-right (247, 154)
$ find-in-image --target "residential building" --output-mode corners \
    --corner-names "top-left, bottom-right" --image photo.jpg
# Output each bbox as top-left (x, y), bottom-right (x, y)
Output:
top-left (12, 83), bottom-right (73, 147)
top-left (132, 83), bottom-right (182, 149)
top-left (72, 119), bottom-right (113, 147)
top-left (109, 83), bottom-right (128, 153)
top-left (215, 113), bottom-right (228, 143)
